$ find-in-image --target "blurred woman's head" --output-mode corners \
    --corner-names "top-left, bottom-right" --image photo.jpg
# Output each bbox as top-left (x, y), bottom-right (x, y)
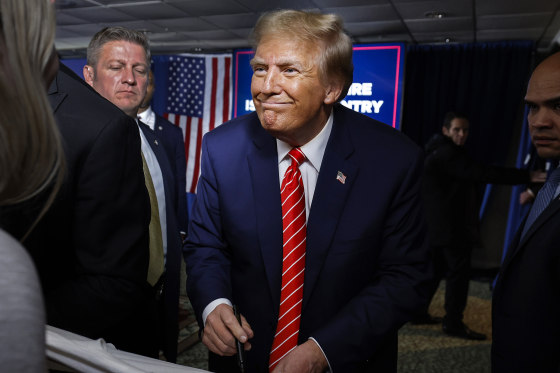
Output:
top-left (0, 0), bottom-right (63, 236)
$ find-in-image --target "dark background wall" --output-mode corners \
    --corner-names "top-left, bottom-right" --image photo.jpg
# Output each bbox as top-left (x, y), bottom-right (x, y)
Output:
top-left (400, 41), bottom-right (536, 271)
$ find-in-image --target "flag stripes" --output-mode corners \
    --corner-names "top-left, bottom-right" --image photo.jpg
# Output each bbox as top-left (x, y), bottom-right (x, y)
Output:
top-left (162, 54), bottom-right (232, 193)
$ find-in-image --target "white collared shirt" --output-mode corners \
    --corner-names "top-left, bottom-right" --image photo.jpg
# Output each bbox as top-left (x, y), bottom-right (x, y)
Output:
top-left (137, 106), bottom-right (156, 131)
top-left (137, 122), bottom-right (168, 260)
top-left (276, 112), bottom-right (333, 219)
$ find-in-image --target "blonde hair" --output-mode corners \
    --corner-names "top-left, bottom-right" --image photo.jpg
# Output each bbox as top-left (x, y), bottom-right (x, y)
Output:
top-left (0, 0), bottom-right (64, 237)
top-left (250, 9), bottom-right (354, 101)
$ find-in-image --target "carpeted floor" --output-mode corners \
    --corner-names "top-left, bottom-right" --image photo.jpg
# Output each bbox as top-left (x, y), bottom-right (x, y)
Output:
top-left (176, 279), bottom-right (493, 372)
top-left (398, 280), bottom-right (492, 372)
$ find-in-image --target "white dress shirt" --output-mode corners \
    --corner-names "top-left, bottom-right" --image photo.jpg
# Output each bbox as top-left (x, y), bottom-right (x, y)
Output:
top-left (137, 123), bottom-right (168, 260)
top-left (276, 113), bottom-right (333, 219)
top-left (137, 106), bottom-right (156, 131)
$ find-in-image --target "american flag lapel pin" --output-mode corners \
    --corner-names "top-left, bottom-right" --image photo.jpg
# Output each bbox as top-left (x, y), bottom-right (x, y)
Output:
top-left (336, 171), bottom-right (346, 184)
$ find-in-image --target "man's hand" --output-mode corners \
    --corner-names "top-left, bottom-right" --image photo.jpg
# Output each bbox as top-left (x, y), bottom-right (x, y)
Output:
top-left (530, 170), bottom-right (547, 183)
top-left (519, 189), bottom-right (535, 205)
top-left (202, 303), bottom-right (253, 356)
top-left (271, 340), bottom-right (328, 373)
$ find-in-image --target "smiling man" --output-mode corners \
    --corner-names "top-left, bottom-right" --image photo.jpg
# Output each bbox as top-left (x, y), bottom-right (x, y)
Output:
top-left (184, 9), bottom-right (433, 373)
top-left (84, 27), bottom-right (184, 362)
top-left (492, 52), bottom-right (560, 372)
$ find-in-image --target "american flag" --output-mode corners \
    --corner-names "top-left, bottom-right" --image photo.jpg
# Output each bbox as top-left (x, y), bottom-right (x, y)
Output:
top-left (161, 54), bottom-right (232, 193)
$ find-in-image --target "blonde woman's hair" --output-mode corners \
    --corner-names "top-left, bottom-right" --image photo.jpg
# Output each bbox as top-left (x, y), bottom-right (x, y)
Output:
top-left (0, 0), bottom-right (64, 238)
top-left (250, 9), bottom-right (354, 102)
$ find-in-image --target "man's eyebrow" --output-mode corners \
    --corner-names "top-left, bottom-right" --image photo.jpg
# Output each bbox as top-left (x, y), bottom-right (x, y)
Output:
top-left (106, 59), bottom-right (125, 64)
top-left (249, 57), bottom-right (299, 68)
top-left (524, 96), bottom-right (560, 106)
top-left (250, 57), bottom-right (263, 67)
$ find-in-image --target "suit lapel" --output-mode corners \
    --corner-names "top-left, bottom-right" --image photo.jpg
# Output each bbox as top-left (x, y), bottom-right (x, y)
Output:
top-left (246, 118), bottom-right (284, 306)
top-left (303, 108), bottom-right (357, 311)
top-left (503, 196), bottom-right (560, 270)
top-left (48, 74), bottom-right (67, 113)
top-left (138, 121), bottom-right (178, 234)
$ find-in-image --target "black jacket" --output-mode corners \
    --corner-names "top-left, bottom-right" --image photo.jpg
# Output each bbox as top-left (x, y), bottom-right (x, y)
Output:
top-left (2, 64), bottom-right (156, 356)
top-left (422, 133), bottom-right (530, 247)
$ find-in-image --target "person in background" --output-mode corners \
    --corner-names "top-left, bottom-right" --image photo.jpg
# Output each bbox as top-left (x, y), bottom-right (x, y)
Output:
top-left (0, 0), bottom-right (63, 370)
top-left (420, 112), bottom-right (545, 340)
top-left (138, 70), bottom-right (188, 242)
top-left (84, 27), bottom-right (184, 362)
top-left (492, 52), bottom-right (560, 372)
top-left (184, 9), bottom-right (432, 373)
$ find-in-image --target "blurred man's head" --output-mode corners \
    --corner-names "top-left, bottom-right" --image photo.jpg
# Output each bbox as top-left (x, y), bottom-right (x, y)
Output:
top-left (138, 70), bottom-right (155, 114)
top-left (83, 27), bottom-right (150, 117)
top-left (442, 112), bottom-right (470, 146)
top-left (525, 52), bottom-right (560, 160)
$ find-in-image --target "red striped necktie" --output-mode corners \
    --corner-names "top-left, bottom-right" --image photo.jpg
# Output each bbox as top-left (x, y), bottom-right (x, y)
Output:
top-left (269, 147), bottom-right (307, 371)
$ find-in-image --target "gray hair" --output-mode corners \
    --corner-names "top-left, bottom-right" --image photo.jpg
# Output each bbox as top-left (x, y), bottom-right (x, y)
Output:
top-left (87, 26), bottom-right (151, 68)
top-left (250, 9), bottom-right (354, 101)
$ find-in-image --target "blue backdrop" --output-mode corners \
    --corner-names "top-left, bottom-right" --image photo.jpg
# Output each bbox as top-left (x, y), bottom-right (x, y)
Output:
top-left (233, 43), bottom-right (405, 129)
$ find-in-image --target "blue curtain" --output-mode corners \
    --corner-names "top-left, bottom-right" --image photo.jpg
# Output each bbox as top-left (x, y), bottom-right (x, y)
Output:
top-left (400, 41), bottom-right (535, 268)
top-left (401, 41), bottom-right (534, 166)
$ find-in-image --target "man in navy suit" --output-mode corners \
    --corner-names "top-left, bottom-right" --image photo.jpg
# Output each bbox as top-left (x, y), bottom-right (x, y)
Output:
top-left (492, 52), bottom-right (560, 372)
top-left (184, 10), bottom-right (432, 373)
top-left (138, 70), bottom-right (188, 240)
top-left (83, 26), bottom-right (183, 362)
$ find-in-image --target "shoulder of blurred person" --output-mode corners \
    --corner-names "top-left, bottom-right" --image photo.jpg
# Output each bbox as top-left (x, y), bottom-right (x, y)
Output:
top-left (49, 63), bottom-right (138, 131)
top-left (0, 229), bottom-right (46, 372)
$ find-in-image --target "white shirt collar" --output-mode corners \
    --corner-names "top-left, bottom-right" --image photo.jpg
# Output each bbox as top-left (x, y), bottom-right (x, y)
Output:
top-left (137, 106), bottom-right (156, 131)
top-left (276, 111), bottom-right (334, 172)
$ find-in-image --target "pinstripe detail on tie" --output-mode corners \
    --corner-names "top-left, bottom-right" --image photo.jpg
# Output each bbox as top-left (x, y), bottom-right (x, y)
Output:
top-left (521, 167), bottom-right (560, 239)
top-left (269, 147), bottom-right (307, 371)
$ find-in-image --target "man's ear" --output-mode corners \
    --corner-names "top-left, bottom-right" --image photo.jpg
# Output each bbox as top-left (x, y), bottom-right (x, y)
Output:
top-left (442, 126), bottom-right (449, 137)
top-left (83, 65), bottom-right (94, 86)
top-left (324, 82), bottom-right (344, 105)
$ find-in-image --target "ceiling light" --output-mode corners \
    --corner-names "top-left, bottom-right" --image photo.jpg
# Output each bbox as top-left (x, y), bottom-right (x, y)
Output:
top-left (424, 11), bottom-right (446, 19)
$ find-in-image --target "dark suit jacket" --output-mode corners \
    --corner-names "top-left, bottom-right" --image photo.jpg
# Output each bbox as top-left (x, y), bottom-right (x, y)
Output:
top-left (138, 121), bottom-right (183, 362)
top-left (423, 134), bottom-right (530, 247)
top-left (184, 105), bottom-right (432, 372)
top-left (152, 114), bottom-right (188, 234)
top-left (492, 197), bottom-right (560, 372)
top-left (18, 64), bottom-right (155, 355)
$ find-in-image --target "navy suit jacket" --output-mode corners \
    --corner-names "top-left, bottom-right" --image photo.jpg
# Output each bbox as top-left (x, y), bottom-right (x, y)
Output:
top-left (492, 196), bottom-right (560, 372)
top-left (184, 104), bottom-right (432, 372)
top-left (138, 122), bottom-right (183, 362)
top-left (152, 114), bottom-right (188, 234)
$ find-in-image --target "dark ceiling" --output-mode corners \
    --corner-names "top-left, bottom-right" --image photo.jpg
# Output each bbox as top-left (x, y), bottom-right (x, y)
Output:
top-left (55, 0), bottom-right (560, 58)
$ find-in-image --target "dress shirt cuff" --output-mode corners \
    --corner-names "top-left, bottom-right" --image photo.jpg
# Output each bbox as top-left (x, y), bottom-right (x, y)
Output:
top-left (309, 337), bottom-right (332, 373)
top-left (202, 298), bottom-right (232, 326)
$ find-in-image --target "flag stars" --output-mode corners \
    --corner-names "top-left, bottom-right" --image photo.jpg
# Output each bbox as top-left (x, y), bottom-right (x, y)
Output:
top-left (165, 56), bottom-right (207, 116)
